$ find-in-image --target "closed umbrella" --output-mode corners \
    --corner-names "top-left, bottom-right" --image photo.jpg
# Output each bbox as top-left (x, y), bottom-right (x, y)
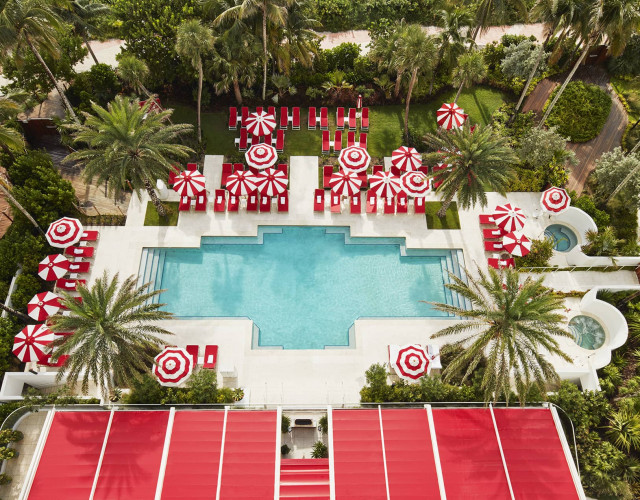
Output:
top-left (245, 111), bottom-right (276, 137)
top-left (390, 344), bottom-right (429, 381)
top-left (436, 102), bottom-right (468, 130)
top-left (153, 347), bottom-right (193, 387)
top-left (502, 231), bottom-right (532, 257)
top-left (173, 170), bottom-right (206, 197)
top-left (329, 170), bottom-right (363, 197)
top-left (493, 203), bottom-right (526, 232)
top-left (255, 168), bottom-right (287, 197)
top-left (391, 146), bottom-right (422, 172)
top-left (13, 324), bottom-right (55, 363)
top-left (245, 143), bottom-right (278, 170)
top-left (541, 186), bottom-right (570, 214)
top-left (27, 292), bottom-right (61, 322)
top-left (338, 146), bottom-right (371, 174)
top-left (46, 217), bottom-right (83, 248)
top-left (38, 254), bottom-right (70, 281)
top-left (400, 171), bottom-right (430, 197)
top-left (369, 171), bottom-right (402, 199)
top-left (226, 170), bottom-right (257, 196)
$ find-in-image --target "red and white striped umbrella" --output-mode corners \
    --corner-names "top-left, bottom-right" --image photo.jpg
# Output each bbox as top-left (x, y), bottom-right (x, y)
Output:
top-left (502, 231), bottom-right (532, 257)
top-left (436, 102), bottom-right (468, 130)
top-left (46, 217), bottom-right (83, 248)
top-left (493, 203), bottom-right (526, 232)
top-left (390, 344), bottom-right (429, 381)
top-left (369, 171), bottom-right (402, 198)
top-left (245, 111), bottom-right (276, 137)
top-left (173, 169), bottom-right (206, 197)
top-left (338, 146), bottom-right (371, 174)
top-left (245, 143), bottom-right (278, 170)
top-left (13, 324), bottom-right (55, 363)
top-left (541, 186), bottom-right (570, 214)
top-left (226, 170), bottom-right (258, 196)
top-left (401, 171), bottom-right (430, 197)
top-left (153, 347), bottom-right (193, 387)
top-left (38, 254), bottom-right (70, 281)
top-left (329, 170), bottom-right (363, 197)
top-left (27, 292), bottom-right (61, 322)
top-left (255, 168), bottom-right (287, 197)
top-left (391, 146), bottom-right (422, 172)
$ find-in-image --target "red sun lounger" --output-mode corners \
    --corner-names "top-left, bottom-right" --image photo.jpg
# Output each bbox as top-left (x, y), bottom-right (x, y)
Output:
top-left (361, 107), bottom-right (369, 130)
top-left (264, 133), bottom-right (272, 147)
top-left (336, 107), bottom-right (345, 130)
top-left (280, 107), bottom-right (289, 129)
top-left (56, 278), bottom-right (86, 290)
top-left (276, 129), bottom-right (284, 152)
top-left (347, 131), bottom-right (356, 148)
top-left (432, 164), bottom-right (446, 189)
top-left (308, 107), bottom-right (317, 130)
top-left (251, 134), bottom-right (259, 146)
top-left (331, 194), bottom-right (341, 213)
top-left (314, 189), bottom-right (325, 212)
top-left (203, 345), bottom-right (218, 369)
top-left (384, 197), bottom-right (395, 214)
top-left (348, 108), bottom-right (357, 129)
top-left (187, 163), bottom-right (197, 171)
top-left (333, 130), bottom-right (342, 152)
top-left (67, 261), bottom-right (90, 273)
top-left (277, 164), bottom-right (288, 178)
top-left (350, 193), bottom-right (362, 214)
top-left (372, 165), bottom-right (384, 175)
top-left (65, 246), bottom-right (94, 258)
top-left (256, 106), bottom-right (263, 114)
top-left (260, 195), bottom-right (271, 212)
top-left (221, 163), bottom-right (233, 187)
top-left (488, 258), bottom-right (515, 269)
top-left (233, 163), bottom-right (244, 173)
top-left (479, 214), bottom-right (496, 225)
top-left (320, 107), bottom-right (328, 130)
top-left (414, 196), bottom-right (426, 214)
top-left (214, 190), bottom-right (226, 212)
top-left (238, 128), bottom-right (248, 151)
top-left (397, 192), bottom-right (408, 213)
top-left (292, 107), bottom-right (300, 130)
top-left (185, 345), bottom-right (199, 366)
top-left (247, 191), bottom-right (258, 212)
top-left (278, 191), bottom-right (289, 212)
top-left (228, 107), bottom-right (238, 130)
top-left (322, 130), bottom-right (330, 154)
top-left (485, 241), bottom-right (504, 251)
top-left (228, 194), bottom-right (239, 212)
top-left (267, 106), bottom-right (275, 118)
top-left (80, 230), bottom-right (98, 241)
top-left (366, 193), bottom-right (377, 214)
top-left (179, 195), bottom-right (191, 211)
top-left (359, 132), bottom-right (367, 149)
top-left (241, 107), bottom-right (249, 126)
top-left (483, 228), bottom-right (504, 239)
top-left (195, 193), bottom-right (207, 212)
top-left (323, 165), bottom-right (334, 188)
top-left (38, 354), bottom-right (70, 367)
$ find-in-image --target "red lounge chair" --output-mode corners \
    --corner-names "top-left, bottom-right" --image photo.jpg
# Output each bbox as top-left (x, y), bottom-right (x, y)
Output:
top-left (65, 246), bottom-right (94, 258)
top-left (314, 189), bottom-right (325, 212)
top-left (256, 106), bottom-right (263, 114)
top-left (168, 167), bottom-right (178, 186)
top-left (251, 134), bottom-right (259, 146)
top-left (203, 345), bottom-right (218, 369)
top-left (320, 107), bottom-right (328, 130)
top-left (233, 163), bottom-right (244, 173)
top-left (361, 107), bottom-right (369, 131)
top-left (483, 228), bottom-right (503, 239)
top-left (228, 194), bottom-right (239, 212)
top-left (265, 133), bottom-right (272, 146)
top-left (238, 128), bottom-right (248, 151)
top-left (247, 191), bottom-right (258, 212)
top-left (348, 108), bottom-right (357, 129)
top-left (488, 258), bottom-right (515, 269)
top-left (179, 195), bottom-right (191, 211)
top-left (432, 164), bottom-right (446, 189)
top-left (322, 130), bottom-right (330, 154)
top-left (397, 192), bottom-right (408, 213)
top-left (80, 230), bottom-right (98, 241)
top-left (330, 193), bottom-right (341, 213)
top-left (292, 107), bottom-right (300, 130)
top-left (228, 107), bottom-right (238, 130)
top-left (214, 190), bottom-right (226, 212)
top-left (418, 165), bottom-right (429, 175)
top-left (347, 131), bottom-right (355, 147)
top-left (384, 197), bottom-right (395, 214)
top-left (366, 194), bottom-right (377, 214)
top-left (372, 165), bottom-right (384, 175)
top-left (195, 193), bottom-right (207, 211)
top-left (241, 107), bottom-right (249, 127)
top-left (479, 214), bottom-right (496, 225)
top-left (350, 193), bottom-right (361, 213)
top-left (278, 191), bottom-right (289, 212)
top-left (248, 166), bottom-right (259, 175)
top-left (485, 241), bottom-right (504, 251)
top-left (323, 165), bottom-right (333, 188)
top-left (390, 166), bottom-right (402, 176)
top-left (267, 106), bottom-right (275, 117)
top-left (280, 107), bottom-right (289, 129)
top-left (333, 130), bottom-right (342, 152)
top-left (221, 163), bottom-right (232, 187)
top-left (357, 171), bottom-right (367, 185)
top-left (276, 129), bottom-right (284, 152)
top-left (359, 132), bottom-right (367, 149)
top-left (67, 261), bottom-right (90, 273)
top-left (39, 354), bottom-right (70, 367)
top-left (185, 345), bottom-right (199, 366)
top-left (187, 163), bottom-right (197, 171)
top-left (308, 107), bottom-right (316, 129)
top-left (56, 278), bottom-right (86, 290)
top-left (260, 195), bottom-right (271, 212)
top-left (277, 164), bottom-right (288, 177)
top-left (414, 197), bottom-right (426, 214)
top-left (336, 107), bottom-right (345, 129)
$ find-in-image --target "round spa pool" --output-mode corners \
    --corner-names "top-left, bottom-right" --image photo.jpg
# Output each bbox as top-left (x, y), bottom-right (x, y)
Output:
top-left (569, 315), bottom-right (606, 350)
top-left (544, 224), bottom-right (578, 252)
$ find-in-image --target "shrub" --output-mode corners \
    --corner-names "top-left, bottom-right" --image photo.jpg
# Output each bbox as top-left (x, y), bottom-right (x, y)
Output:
top-left (571, 194), bottom-right (610, 229)
top-left (9, 274), bottom-right (43, 312)
top-left (0, 473), bottom-right (12, 485)
top-left (281, 444), bottom-right (290, 455)
top-left (0, 430), bottom-right (23, 446)
top-left (545, 81), bottom-right (612, 142)
top-left (507, 167), bottom-right (544, 192)
top-left (515, 238), bottom-right (554, 267)
top-left (608, 34), bottom-right (640, 77)
top-left (311, 441), bottom-right (328, 458)
top-left (281, 415), bottom-right (291, 434)
top-left (68, 64), bottom-right (120, 113)
top-left (0, 447), bottom-right (17, 460)
top-left (124, 372), bottom-right (238, 404)
top-left (318, 414), bottom-right (328, 434)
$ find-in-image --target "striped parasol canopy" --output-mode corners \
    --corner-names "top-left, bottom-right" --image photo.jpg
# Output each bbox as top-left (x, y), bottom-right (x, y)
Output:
top-left (436, 102), bottom-right (468, 130)
top-left (153, 347), bottom-right (193, 387)
top-left (368, 171), bottom-right (402, 199)
top-left (38, 254), bottom-right (70, 281)
top-left (245, 143), bottom-right (278, 170)
top-left (255, 168), bottom-right (287, 197)
top-left (46, 217), bottom-right (83, 248)
top-left (391, 146), bottom-right (422, 172)
top-left (493, 203), bottom-right (526, 232)
top-left (502, 231), bottom-right (532, 257)
top-left (338, 146), bottom-right (371, 174)
top-left (389, 344), bottom-right (430, 382)
top-left (245, 111), bottom-right (276, 137)
top-left (173, 169), bottom-right (206, 197)
top-left (13, 324), bottom-right (55, 363)
top-left (27, 292), bottom-right (61, 322)
top-left (541, 186), bottom-right (570, 214)
top-left (226, 170), bottom-right (257, 196)
top-left (329, 170), bottom-right (363, 197)
top-left (400, 171), bottom-right (430, 197)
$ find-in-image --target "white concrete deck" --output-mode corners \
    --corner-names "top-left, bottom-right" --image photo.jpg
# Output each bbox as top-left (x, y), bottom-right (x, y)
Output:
top-left (77, 155), bottom-right (636, 403)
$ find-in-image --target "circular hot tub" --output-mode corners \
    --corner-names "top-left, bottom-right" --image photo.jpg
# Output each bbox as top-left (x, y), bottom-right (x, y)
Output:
top-left (569, 315), bottom-right (606, 350)
top-left (545, 224), bottom-right (578, 252)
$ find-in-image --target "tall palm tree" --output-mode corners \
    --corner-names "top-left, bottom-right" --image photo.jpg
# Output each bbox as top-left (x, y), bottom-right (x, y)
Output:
top-left (175, 20), bottom-right (214, 143)
top-left (393, 25), bottom-right (437, 141)
top-left (212, 34), bottom-right (258, 105)
top-left (0, 170), bottom-right (45, 236)
top-left (116, 54), bottom-right (152, 97)
top-left (367, 20), bottom-right (406, 99)
top-left (427, 267), bottom-right (571, 405)
top-left (430, 8), bottom-right (473, 95)
top-left (0, 301), bottom-right (30, 322)
top-left (63, 96), bottom-right (193, 217)
top-left (50, 272), bottom-right (174, 399)
top-left (269, 0), bottom-right (319, 75)
top-left (0, 91), bottom-right (27, 158)
top-left (472, 0), bottom-right (527, 41)
top-left (62, 0), bottom-right (109, 65)
top-left (0, 0), bottom-right (79, 123)
top-left (452, 49), bottom-right (487, 103)
top-left (423, 124), bottom-right (518, 217)
top-left (539, 0), bottom-right (640, 126)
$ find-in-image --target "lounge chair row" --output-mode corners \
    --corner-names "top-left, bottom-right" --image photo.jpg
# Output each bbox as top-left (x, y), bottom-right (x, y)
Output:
top-left (184, 344), bottom-right (218, 369)
top-left (322, 131), bottom-right (367, 153)
top-left (236, 129), bottom-right (284, 152)
top-left (228, 106), bottom-right (370, 132)
top-left (336, 107), bottom-right (369, 131)
top-left (321, 165), bottom-right (434, 189)
top-left (221, 163), bottom-right (288, 188)
top-left (478, 213), bottom-right (516, 269)
top-left (210, 189), bottom-right (289, 213)
top-left (314, 190), bottom-right (425, 214)
top-left (229, 106), bottom-right (276, 130)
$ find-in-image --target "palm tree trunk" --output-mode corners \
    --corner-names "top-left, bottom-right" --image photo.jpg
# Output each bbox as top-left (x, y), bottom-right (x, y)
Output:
top-left (394, 70), bottom-right (402, 98)
top-left (631, 139), bottom-right (640, 154)
top-left (454, 78), bottom-right (465, 103)
top-left (510, 35), bottom-right (552, 122)
top-left (538, 41), bottom-right (591, 127)
top-left (607, 162), bottom-right (640, 202)
top-left (262, 2), bottom-right (268, 101)
top-left (0, 302), bottom-right (30, 323)
top-left (233, 79), bottom-right (243, 104)
top-left (143, 177), bottom-right (167, 217)
top-left (404, 68), bottom-right (418, 142)
top-left (197, 60), bottom-right (203, 143)
top-left (25, 34), bottom-right (80, 125)
top-left (437, 188), bottom-right (456, 218)
top-left (82, 33), bottom-right (99, 65)
top-left (0, 182), bottom-right (45, 237)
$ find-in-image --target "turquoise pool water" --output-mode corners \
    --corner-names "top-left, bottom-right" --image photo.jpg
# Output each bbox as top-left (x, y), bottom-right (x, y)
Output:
top-left (569, 315), bottom-right (606, 350)
top-left (139, 226), bottom-right (466, 349)
top-left (544, 224), bottom-right (578, 252)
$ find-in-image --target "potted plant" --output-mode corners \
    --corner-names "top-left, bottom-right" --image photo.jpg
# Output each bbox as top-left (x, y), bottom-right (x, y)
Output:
top-left (281, 444), bottom-right (290, 456)
top-left (0, 430), bottom-right (23, 446)
top-left (281, 415), bottom-right (291, 434)
top-left (0, 447), bottom-right (17, 460)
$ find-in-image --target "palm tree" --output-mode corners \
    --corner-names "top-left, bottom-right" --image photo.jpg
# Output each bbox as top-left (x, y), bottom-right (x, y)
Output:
top-left (423, 124), bottom-right (518, 218)
top-left (63, 96), bottom-right (193, 217)
top-left (0, 170), bottom-right (45, 236)
top-left (430, 8), bottom-right (473, 95)
top-left (539, 0), bottom-right (640, 127)
top-left (116, 55), bottom-right (152, 97)
top-left (49, 272), bottom-right (174, 399)
top-left (212, 40), bottom-right (258, 105)
top-left (427, 267), bottom-right (571, 405)
top-left (0, 0), bottom-right (79, 123)
top-left (452, 50), bottom-right (487, 103)
top-left (0, 301), bottom-right (30, 322)
top-left (62, 0), bottom-right (109, 65)
top-left (393, 25), bottom-right (437, 141)
top-left (471, 0), bottom-right (527, 41)
top-left (581, 227), bottom-right (622, 256)
top-left (605, 409), bottom-right (640, 452)
top-left (269, 0), bottom-right (319, 75)
top-left (0, 91), bottom-right (27, 159)
top-left (175, 20), bottom-right (214, 143)
top-left (367, 20), bottom-right (406, 99)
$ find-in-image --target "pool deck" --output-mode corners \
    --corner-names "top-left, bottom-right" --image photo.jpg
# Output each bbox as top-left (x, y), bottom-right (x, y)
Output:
top-left (77, 155), bottom-right (637, 403)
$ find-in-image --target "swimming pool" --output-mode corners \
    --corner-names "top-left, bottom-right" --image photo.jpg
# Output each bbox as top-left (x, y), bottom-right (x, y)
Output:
top-left (138, 226), bottom-right (467, 349)
top-left (544, 224), bottom-right (578, 252)
top-left (569, 315), bottom-right (606, 350)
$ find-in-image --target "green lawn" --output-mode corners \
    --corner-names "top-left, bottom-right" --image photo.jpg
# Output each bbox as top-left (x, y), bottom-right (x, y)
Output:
top-left (612, 76), bottom-right (640, 121)
top-left (144, 201), bottom-right (179, 226)
top-left (425, 202), bottom-right (461, 229)
top-left (169, 86), bottom-right (511, 159)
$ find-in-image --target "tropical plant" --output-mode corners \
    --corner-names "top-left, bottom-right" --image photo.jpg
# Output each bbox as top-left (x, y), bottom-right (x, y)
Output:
top-left (427, 267), bottom-right (571, 405)
top-left (50, 272), bottom-right (174, 398)
top-left (270, 74), bottom-right (297, 102)
top-left (175, 19), bottom-right (214, 143)
top-left (517, 126), bottom-right (577, 169)
top-left (0, 300), bottom-right (30, 322)
top-left (423, 124), bottom-right (518, 218)
top-left (269, 0), bottom-right (319, 75)
top-left (0, 447), bottom-right (17, 460)
top-left (311, 441), bottom-right (328, 458)
top-left (430, 7), bottom-right (473, 94)
top-left (0, 430), bottom-right (23, 446)
top-left (368, 20), bottom-right (406, 98)
top-left (472, 0), bottom-right (527, 41)
top-left (452, 50), bottom-right (487, 103)
top-left (63, 96), bottom-right (193, 216)
top-left (116, 54), bottom-right (152, 97)
top-left (581, 227), bottom-right (623, 256)
top-left (62, 0), bottom-right (110, 65)
top-left (605, 409), bottom-right (640, 452)
top-left (211, 30), bottom-right (259, 105)
top-left (595, 147), bottom-right (640, 205)
top-left (321, 70), bottom-right (353, 101)
top-left (0, 91), bottom-right (27, 158)
top-left (0, 170), bottom-right (45, 237)
top-left (373, 74), bottom-right (394, 99)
